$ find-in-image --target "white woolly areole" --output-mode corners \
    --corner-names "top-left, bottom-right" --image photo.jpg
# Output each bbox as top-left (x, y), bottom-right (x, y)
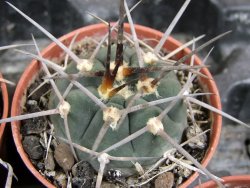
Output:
top-left (137, 77), bottom-right (158, 95)
top-left (110, 61), bottom-right (127, 81)
top-left (58, 101), bottom-right (71, 118)
top-left (146, 117), bottom-right (164, 135)
top-left (76, 59), bottom-right (93, 73)
top-left (98, 87), bottom-right (111, 100)
top-left (98, 153), bottom-right (110, 164)
top-left (115, 83), bottom-right (134, 99)
top-left (143, 52), bottom-right (158, 65)
top-left (103, 106), bottom-right (121, 130)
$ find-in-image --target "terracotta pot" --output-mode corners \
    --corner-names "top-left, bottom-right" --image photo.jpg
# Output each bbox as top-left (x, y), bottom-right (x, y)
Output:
top-left (197, 175), bottom-right (250, 187)
top-left (0, 73), bottom-right (9, 158)
top-left (11, 23), bottom-right (222, 187)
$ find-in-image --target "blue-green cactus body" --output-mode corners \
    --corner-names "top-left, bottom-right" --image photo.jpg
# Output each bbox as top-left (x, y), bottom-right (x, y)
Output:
top-left (49, 42), bottom-right (187, 175)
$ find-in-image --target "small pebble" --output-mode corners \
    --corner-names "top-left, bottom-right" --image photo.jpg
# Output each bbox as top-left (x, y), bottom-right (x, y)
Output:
top-left (72, 176), bottom-right (88, 188)
top-left (21, 115), bottom-right (47, 135)
top-left (37, 161), bottom-right (45, 171)
top-left (54, 171), bottom-right (67, 188)
top-left (72, 160), bottom-right (94, 178)
top-left (44, 170), bottom-right (56, 177)
top-left (154, 172), bottom-right (174, 188)
top-left (106, 169), bottom-right (122, 181)
top-left (20, 99), bottom-right (48, 135)
top-left (186, 125), bottom-right (207, 149)
top-left (72, 160), bottom-right (95, 187)
top-left (45, 151), bottom-right (55, 171)
top-left (179, 167), bottom-right (192, 178)
top-left (54, 143), bottom-right (74, 172)
top-left (23, 135), bottom-right (44, 160)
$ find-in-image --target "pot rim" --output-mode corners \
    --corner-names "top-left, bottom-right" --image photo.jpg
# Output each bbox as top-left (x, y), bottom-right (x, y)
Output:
top-left (11, 23), bottom-right (222, 187)
top-left (196, 175), bottom-right (250, 187)
top-left (0, 73), bottom-right (9, 156)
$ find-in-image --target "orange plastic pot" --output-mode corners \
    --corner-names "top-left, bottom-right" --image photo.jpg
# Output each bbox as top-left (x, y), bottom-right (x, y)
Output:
top-left (11, 23), bottom-right (222, 187)
top-left (0, 73), bottom-right (9, 157)
top-left (197, 175), bottom-right (250, 187)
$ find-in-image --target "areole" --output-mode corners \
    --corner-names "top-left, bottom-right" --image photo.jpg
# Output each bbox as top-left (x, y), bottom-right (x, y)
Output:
top-left (11, 23), bottom-right (222, 187)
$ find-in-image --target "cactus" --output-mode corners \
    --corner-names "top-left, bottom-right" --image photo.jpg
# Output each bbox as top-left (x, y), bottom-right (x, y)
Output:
top-left (1, 0), bottom-right (250, 187)
top-left (49, 40), bottom-right (188, 175)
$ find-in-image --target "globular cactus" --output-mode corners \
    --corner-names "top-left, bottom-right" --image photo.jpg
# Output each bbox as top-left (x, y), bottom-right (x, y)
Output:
top-left (49, 41), bottom-right (187, 175)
